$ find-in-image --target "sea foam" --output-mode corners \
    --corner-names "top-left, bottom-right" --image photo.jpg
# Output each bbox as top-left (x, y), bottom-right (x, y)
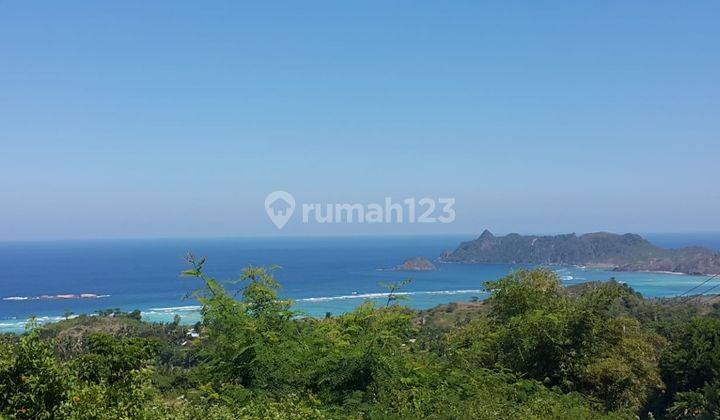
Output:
top-left (296, 289), bottom-right (487, 303)
top-left (2, 293), bottom-right (110, 301)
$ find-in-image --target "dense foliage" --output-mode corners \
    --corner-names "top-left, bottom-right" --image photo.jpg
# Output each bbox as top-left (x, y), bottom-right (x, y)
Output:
top-left (1, 259), bottom-right (720, 418)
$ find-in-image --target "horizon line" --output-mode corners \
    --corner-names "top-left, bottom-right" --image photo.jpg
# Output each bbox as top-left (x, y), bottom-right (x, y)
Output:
top-left (2, 230), bottom-right (720, 243)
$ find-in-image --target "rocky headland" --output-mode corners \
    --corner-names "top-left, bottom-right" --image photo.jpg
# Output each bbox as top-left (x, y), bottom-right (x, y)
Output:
top-left (439, 230), bottom-right (720, 275)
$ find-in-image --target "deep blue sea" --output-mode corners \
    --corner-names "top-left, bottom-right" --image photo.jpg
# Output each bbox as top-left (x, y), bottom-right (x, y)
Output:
top-left (1, 233), bottom-right (719, 333)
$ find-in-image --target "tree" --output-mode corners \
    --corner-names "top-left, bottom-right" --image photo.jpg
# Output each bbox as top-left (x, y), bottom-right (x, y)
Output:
top-left (659, 317), bottom-right (720, 417)
top-left (380, 278), bottom-right (412, 306)
top-left (0, 327), bottom-right (69, 418)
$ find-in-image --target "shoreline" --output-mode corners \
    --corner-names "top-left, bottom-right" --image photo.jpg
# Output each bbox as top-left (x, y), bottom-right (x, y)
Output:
top-left (439, 261), bottom-right (711, 276)
top-left (2, 262), bottom-right (716, 334)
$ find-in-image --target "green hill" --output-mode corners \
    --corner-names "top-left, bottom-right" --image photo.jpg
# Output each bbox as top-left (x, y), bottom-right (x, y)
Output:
top-left (440, 230), bottom-right (720, 274)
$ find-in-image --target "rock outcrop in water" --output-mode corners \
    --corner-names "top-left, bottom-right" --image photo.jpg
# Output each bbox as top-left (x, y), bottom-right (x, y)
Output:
top-left (395, 256), bottom-right (436, 271)
top-left (440, 230), bottom-right (720, 275)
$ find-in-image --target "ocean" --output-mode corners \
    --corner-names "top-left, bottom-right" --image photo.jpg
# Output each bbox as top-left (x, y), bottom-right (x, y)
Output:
top-left (1, 233), bottom-right (719, 333)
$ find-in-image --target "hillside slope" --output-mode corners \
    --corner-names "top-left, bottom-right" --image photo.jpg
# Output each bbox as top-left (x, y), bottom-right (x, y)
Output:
top-left (440, 230), bottom-right (720, 274)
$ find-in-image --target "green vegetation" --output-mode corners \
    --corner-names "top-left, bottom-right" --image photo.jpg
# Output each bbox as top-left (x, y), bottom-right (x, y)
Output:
top-left (441, 230), bottom-right (720, 275)
top-left (1, 258), bottom-right (720, 418)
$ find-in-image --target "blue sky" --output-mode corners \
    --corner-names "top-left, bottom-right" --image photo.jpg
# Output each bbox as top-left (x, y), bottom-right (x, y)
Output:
top-left (1, 1), bottom-right (719, 239)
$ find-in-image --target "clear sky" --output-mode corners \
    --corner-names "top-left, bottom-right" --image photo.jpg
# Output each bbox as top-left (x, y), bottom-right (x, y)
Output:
top-left (1, 1), bottom-right (719, 239)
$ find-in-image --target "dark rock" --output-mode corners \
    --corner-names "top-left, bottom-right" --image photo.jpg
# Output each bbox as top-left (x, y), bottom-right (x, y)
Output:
top-left (395, 256), bottom-right (436, 272)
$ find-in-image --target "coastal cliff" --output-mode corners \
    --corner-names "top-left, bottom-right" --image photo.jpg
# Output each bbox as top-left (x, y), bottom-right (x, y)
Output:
top-left (440, 230), bottom-right (720, 275)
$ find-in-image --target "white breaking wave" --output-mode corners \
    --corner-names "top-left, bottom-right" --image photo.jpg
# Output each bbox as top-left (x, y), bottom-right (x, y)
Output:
top-left (2, 289), bottom-right (488, 332)
top-left (145, 305), bottom-right (202, 313)
top-left (0, 315), bottom-right (79, 332)
top-left (296, 289), bottom-right (487, 303)
top-left (2, 293), bottom-right (110, 301)
top-left (143, 290), bottom-right (488, 311)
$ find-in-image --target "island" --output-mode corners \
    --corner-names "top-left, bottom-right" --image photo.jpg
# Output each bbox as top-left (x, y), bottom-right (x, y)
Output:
top-left (395, 256), bottom-right (436, 271)
top-left (439, 230), bottom-right (720, 275)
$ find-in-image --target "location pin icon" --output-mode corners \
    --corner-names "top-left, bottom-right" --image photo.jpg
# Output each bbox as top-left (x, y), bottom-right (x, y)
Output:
top-left (265, 191), bottom-right (296, 230)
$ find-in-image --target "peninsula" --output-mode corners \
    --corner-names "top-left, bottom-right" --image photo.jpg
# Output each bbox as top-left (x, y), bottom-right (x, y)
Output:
top-left (439, 230), bottom-right (720, 275)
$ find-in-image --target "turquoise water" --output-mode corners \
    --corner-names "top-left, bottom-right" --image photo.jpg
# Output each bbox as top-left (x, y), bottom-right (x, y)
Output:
top-left (1, 234), bottom-right (718, 333)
